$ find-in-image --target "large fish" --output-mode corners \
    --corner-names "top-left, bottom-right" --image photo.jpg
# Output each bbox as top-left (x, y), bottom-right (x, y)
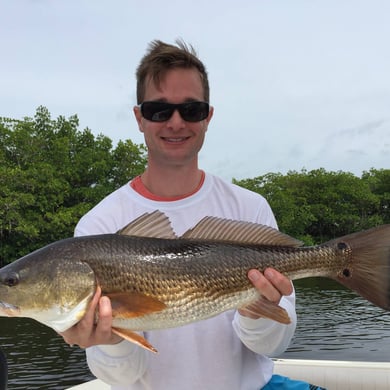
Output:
top-left (0, 211), bottom-right (389, 352)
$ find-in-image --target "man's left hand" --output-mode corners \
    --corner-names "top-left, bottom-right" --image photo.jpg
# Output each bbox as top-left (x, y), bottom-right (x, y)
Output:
top-left (238, 268), bottom-right (293, 319)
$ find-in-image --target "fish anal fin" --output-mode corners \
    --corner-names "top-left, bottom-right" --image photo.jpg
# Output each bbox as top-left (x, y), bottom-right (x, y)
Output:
top-left (182, 216), bottom-right (303, 247)
top-left (117, 210), bottom-right (177, 239)
top-left (107, 292), bottom-right (166, 318)
top-left (239, 296), bottom-right (291, 324)
top-left (112, 327), bottom-right (157, 353)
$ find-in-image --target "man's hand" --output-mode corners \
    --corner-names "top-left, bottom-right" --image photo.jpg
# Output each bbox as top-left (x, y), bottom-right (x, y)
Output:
top-left (238, 268), bottom-right (293, 319)
top-left (59, 286), bottom-right (123, 348)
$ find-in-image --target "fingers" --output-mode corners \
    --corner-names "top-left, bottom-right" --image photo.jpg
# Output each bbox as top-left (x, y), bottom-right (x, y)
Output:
top-left (59, 287), bottom-right (122, 348)
top-left (95, 296), bottom-right (114, 337)
top-left (248, 268), bottom-right (292, 302)
top-left (59, 287), bottom-right (100, 347)
top-left (239, 268), bottom-right (293, 320)
top-left (83, 285), bottom-right (102, 326)
top-left (71, 287), bottom-right (102, 348)
top-left (95, 296), bottom-right (123, 345)
top-left (263, 268), bottom-right (293, 296)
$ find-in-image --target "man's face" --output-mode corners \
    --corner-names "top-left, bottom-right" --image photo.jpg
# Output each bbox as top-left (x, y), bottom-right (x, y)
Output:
top-left (134, 68), bottom-right (213, 168)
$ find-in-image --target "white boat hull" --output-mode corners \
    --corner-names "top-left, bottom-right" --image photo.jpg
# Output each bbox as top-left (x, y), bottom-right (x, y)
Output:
top-left (273, 359), bottom-right (390, 389)
top-left (68, 359), bottom-right (390, 389)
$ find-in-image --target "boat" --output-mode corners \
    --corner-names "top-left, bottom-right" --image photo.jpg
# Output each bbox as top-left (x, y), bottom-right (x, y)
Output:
top-left (273, 359), bottom-right (390, 389)
top-left (68, 359), bottom-right (390, 389)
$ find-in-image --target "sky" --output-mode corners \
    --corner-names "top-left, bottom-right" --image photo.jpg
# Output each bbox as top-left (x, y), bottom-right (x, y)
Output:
top-left (1, 0), bottom-right (389, 180)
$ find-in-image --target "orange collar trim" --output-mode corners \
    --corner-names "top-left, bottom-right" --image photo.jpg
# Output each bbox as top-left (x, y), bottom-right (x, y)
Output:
top-left (130, 171), bottom-right (205, 201)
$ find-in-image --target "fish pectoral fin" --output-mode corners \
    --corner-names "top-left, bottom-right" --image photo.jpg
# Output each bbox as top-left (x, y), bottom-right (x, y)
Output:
top-left (239, 296), bottom-right (291, 324)
top-left (112, 327), bottom-right (158, 353)
top-left (107, 292), bottom-right (167, 318)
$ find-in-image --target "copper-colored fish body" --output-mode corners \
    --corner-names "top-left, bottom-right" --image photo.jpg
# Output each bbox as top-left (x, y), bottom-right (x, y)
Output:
top-left (1, 211), bottom-right (389, 353)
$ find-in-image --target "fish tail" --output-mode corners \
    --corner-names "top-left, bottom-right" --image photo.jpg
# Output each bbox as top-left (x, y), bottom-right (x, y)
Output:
top-left (327, 224), bottom-right (390, 310)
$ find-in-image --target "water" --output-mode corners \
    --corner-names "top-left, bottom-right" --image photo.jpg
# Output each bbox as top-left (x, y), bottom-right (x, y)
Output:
top-left (0, 319), bottom-right (94, 389)
top-left (281, 278), bottom-right (390, 361)
top-left (1, 278), bottom-right (389, 389)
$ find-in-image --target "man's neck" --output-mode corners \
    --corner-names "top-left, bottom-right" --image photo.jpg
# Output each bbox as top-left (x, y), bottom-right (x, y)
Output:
top-left (140, 165), bottom-right (204, 199)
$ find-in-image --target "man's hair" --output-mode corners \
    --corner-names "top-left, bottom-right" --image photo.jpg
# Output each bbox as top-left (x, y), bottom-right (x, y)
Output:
top-left (136, 39), bottom-right (210, 104)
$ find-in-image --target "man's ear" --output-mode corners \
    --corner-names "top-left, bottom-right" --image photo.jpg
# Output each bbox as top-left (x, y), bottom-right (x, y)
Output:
top-left (133, 106), bottom-right (144, 133)
top-left (204, 106), bottom-right (214, 131)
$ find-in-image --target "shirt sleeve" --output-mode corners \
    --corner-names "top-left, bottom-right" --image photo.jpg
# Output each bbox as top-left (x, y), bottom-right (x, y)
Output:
top-left (232, 288), bottom-right (297, 357)
top-left (86, 341), bottom-right (149, 386)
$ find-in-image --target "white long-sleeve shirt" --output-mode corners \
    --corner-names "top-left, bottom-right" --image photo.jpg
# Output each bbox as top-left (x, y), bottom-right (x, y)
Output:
top-left (75, 173), bottom-right (297, 390)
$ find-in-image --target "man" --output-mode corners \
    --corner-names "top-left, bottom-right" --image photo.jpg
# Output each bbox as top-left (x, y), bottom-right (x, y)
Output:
top-left (61, 40), bottom-right (321, 390)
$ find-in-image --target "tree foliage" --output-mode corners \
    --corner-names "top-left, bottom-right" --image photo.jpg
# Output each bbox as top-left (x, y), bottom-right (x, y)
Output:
top-left (1, 107), bottom-right (388, 265)
top-left (0, 106), bottom-right (147, 265)
top-left (234, 168), bottom-right (389, 244)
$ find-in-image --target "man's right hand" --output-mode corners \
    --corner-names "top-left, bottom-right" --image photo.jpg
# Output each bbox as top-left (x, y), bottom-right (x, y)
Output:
top-left (59, 286), bottom-right (123, 348)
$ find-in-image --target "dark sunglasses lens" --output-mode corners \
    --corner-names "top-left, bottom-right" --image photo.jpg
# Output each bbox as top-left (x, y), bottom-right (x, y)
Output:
top-left (141, 102), bottom-right (174, 122)
top-left (141, 102), bottom-right (209, 122)
top-left (180, 102), bottom-right (209, 122)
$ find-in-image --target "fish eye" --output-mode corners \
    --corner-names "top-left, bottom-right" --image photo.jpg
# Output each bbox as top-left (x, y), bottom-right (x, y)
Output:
top-left (4, 272), bottom-right (19, 287)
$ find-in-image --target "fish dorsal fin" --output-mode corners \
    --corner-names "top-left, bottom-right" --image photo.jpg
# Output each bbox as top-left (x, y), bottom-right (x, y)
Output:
top-left (181, 216), bottom-right (303, 247)
top-left (117, 210), bottom-right (177, 239)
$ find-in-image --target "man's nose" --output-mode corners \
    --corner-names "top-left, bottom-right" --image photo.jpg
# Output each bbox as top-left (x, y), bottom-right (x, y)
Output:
top-left (167, 109), bottom-right (185, 127)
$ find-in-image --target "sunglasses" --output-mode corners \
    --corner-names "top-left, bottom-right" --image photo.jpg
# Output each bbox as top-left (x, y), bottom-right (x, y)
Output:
top-left (139, 101), bottom-right (210, 122)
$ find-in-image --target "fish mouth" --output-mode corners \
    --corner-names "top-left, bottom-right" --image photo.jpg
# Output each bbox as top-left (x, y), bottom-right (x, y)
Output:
top-left (0, 301), bottom-right (20, 317)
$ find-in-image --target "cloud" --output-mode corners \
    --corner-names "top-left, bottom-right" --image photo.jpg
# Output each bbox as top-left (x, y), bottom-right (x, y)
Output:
top-left (336, 119), bottom-right (386, 138)
top-left (1, 1), bottom-right (390, 180)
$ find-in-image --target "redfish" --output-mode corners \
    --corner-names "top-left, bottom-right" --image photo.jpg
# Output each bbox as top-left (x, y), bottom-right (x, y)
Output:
top-left (0, 211), bottom-right (389, 352)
